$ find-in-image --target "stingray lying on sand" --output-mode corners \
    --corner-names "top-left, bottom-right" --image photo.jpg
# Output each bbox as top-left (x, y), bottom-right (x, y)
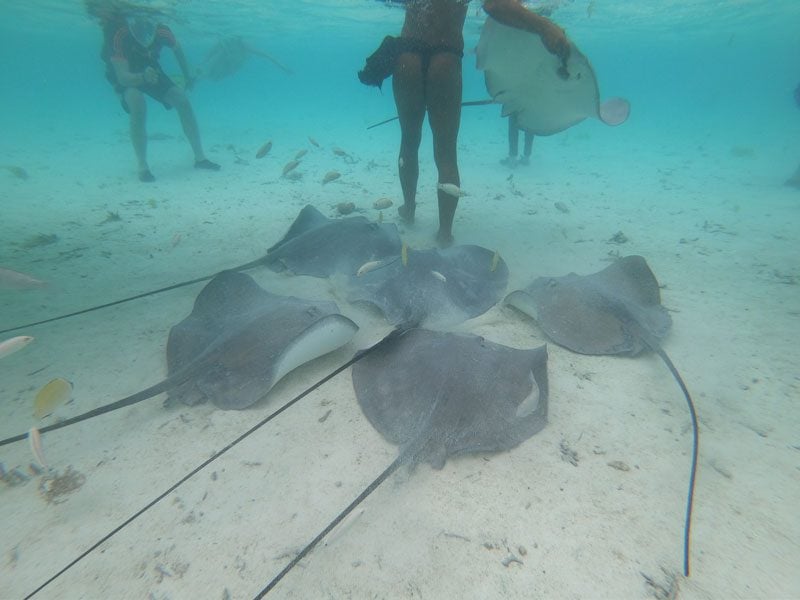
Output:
top-left (347, 245), bottom-right (508, 327)
top-left (505, 255), bottom-right (698, 576)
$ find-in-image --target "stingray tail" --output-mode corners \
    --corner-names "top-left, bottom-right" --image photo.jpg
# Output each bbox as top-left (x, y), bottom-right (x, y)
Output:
top-left (652, 342), bottom-right (699, 578)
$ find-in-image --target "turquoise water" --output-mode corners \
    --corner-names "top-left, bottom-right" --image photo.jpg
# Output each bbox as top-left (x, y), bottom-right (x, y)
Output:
top-left (1, 1), bottom-right (799, 598)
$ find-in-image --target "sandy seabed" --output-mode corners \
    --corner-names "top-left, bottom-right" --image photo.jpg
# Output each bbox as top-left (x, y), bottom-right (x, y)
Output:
top-left (0, 97), bottom-right (798, 600)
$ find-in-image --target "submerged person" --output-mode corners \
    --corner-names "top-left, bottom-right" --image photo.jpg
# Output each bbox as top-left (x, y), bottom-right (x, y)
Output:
top-left (501, 113), bottom-right (534, 166)
top-left (87, 1), bottom-right (219, 182)
top-left (360, 0), bottom-right (568, 246)
top-left (786, 82), bottom-right (800, 188)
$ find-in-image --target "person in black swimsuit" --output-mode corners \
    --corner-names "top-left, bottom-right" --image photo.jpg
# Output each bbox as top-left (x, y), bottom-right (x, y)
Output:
top-left (388, 0), bottom-right (568, 246)
top-left (87, 1), bottom-right (219, 182)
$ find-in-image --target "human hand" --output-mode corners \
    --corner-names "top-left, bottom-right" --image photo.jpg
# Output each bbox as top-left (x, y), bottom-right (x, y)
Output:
top-left (143, 66), bottom-right (159, 85)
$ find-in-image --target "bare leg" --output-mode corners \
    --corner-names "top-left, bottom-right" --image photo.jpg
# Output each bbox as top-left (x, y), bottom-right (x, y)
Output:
top-left (426, 52), bottom-right (462, 247)
top-left (164, 87), bottom-right (207, 162)
top-left (124, 88), bottom-right (151, 180)
top-left (508, 114), bottom-right (519, 157)
top-left (519, 130), bottom-right (534, 165)
top-left (393, 53), bottom-right (426, 225)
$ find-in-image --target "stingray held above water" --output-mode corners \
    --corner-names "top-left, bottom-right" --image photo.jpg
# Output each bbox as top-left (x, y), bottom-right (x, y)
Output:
top-left (476, 17), bottom-right (630, 135)
top-left (347, 245), bottom-right (509, 327)
top-left (352, 328), bottom-right (549, 468)
top-left (264, 205), bottom-right (402, 278)
top-left (504, 255), bottom-right (698, 577)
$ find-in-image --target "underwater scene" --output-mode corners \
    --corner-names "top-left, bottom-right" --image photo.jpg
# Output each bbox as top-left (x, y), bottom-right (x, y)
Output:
top-left (1, 0), bottom-right (798, 598)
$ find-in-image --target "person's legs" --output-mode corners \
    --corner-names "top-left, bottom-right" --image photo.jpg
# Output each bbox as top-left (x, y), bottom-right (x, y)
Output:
top-left (163, 86), bottom-right (218, 169)
top-left (426, 52), bottom-right (462, 246)
top-left (123, 88), bottom-right (153, 181)
top-left (519, 130), bottom-right (534, 165)
top-left (392, 52), bottom-right (426, 224)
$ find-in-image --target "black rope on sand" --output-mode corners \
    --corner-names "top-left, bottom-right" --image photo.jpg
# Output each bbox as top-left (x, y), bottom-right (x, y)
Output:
top-left (0, 257), bottom-right (267, 336)
top-left (253, 455), bottom-right (404, 599)
top-left (23, 329), bottom-right (402, 599)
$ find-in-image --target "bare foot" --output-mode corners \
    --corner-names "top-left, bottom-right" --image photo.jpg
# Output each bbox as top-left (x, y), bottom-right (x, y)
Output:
top-left (436, 230), bottom-right (454, 248)
top-left (398, 203), bottom-right (415, 224)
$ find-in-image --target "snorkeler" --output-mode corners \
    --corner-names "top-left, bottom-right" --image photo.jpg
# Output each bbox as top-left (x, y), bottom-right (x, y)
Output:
top-left (359, 0), bottom-right (568, 246)
top-left (88, 1), bottom-right (219, 182)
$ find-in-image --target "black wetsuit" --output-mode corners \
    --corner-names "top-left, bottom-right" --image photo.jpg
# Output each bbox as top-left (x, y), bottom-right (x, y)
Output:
top-left (102, 22), bottom-right (179, 112)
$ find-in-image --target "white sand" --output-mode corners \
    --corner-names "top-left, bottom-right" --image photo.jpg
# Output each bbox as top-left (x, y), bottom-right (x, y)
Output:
top-left (1, 47), bottom-right (799, 600)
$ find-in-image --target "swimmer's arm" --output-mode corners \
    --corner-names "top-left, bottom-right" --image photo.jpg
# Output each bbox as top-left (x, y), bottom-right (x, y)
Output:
top-left (172, 45), bottom-right (196, 89)
top-left (481, 0), bottom-right (569, 59)
top-left (111, 57), bottom-right (149, 87)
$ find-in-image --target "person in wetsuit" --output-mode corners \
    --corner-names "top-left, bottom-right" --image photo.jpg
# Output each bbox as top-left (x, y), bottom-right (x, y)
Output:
top-left (390, 0), bottom-right (568, 246)
top-left (87, 1), bottom-right (219, 182)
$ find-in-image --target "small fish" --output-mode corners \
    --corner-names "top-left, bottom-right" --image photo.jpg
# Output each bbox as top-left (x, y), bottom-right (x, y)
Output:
top-left (0, 335), bottom-right (33, 359)
top-left (437, 183), bottom-right (468, 198)
top-left (0, 267), bottom-right (47, 289)
top-left (377, 211), bottom-right (383, 223)
top-left (356, 260), bottom-right (383, 277)
top-left (294, 149), bottom-right (308, 160)
top-left (34, 378), bottom-right (72, 420)
top-left (490, 250), bottom-right (501, 272)
top-left (430, 270), bottom-right (447, 283)
top-left (322, 171), bottom-right (341, 185)
top-left (401, 242), bottom-right (409, 267)
top-left (28, 427), bottom-right (48, 471)
top-left (171, 232), bottom-right (182, 248)
top-left (336, 201), bottom-right (355, 215)
top-left (282, 159), bottom-right (300, 176)
top-left (4, 165), bottom-right (29, 180)
top-left (308, 137), bottom-right (320, 148)
top-left (332, 147), bottom-right (348, 157)
top-left (373, 198), bottom-right (393, 210)
top-left (255, 140), bottom-right (273, 159)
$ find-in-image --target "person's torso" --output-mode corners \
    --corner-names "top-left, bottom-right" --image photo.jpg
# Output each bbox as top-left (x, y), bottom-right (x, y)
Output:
top-left (110, 24), bottom-right (175, 69)
top-left (401, 0), bottom-right (469, 50)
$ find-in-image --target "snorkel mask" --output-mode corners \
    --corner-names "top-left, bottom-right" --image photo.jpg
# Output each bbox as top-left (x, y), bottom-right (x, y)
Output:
top-left (127, 16), bottom-right (156, 47)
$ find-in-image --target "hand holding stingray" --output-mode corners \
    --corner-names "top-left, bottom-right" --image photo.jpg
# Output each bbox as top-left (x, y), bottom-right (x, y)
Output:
top-left (352, 328), bottom-right (548, 469)
top-left (476, 17), bottom-right (630, 135)
top-left (505, 255), bottom-right (698, 576)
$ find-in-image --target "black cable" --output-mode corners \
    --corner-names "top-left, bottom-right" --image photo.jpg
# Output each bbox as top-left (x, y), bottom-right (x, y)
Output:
top-left (653, 345), bottom-right (699, 578)
top-left (254, 455), bottom-right (403, 599)
top-left (24, 328), bottom-right (400, 598)
top-left (0, 256), bottom-right (266, 336)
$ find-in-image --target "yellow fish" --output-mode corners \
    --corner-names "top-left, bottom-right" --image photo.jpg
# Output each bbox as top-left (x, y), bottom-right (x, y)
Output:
top-left (282, 159), bottom-right (300, 176)
top-left (34, 378), bottom-right (72, 420)
top-left (322, 171), bottom-right (341, 185)
top-left (401, 242), bottom-right (409, 267)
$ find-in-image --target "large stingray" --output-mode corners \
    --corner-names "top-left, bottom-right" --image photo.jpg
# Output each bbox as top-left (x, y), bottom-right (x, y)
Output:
top-left (165, 270), bottom-right (358, 409)
top-left (504, 255), bottom-right (698, 576)
top-left (352, 328), bottom-right (548, 468)
top-left (476, 17), bottom-right (630, 135)
top-left (197, 36), bottom-right (291, 81)
top-left (0, 271), bottom-right (359, 446)
top-left (347, 245), bottom-right (508, 327)
top-left (264, 205), bottom-right (402, 278)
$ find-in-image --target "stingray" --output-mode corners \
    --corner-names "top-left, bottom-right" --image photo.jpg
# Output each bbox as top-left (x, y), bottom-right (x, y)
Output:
top-left (347, 245), bottom-right (509, 327)
top-left (476, 17), bottom-right (630, 135)
top-left (197, 36), bottom-right (291, 81)
top-left (353, 328), bottom-right (549, 468)
top-left (504, 255), bottom-right (698, 576)
top-left (264, 205), bottom-right (402, 278)
top-left (165, 270), bottom-right (358, 409)
top-left (0, 271), bottom-right (359, 446)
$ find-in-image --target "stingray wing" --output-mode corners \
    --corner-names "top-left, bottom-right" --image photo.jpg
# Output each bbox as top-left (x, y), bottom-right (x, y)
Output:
top-left (476, 17), bottom-right (629, 135)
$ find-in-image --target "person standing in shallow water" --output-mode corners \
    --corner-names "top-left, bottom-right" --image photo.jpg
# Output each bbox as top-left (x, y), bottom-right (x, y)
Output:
top-left (87, 1), bottom-right (220, 182)
top-left (391, 0), bottom-right (568, 246)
